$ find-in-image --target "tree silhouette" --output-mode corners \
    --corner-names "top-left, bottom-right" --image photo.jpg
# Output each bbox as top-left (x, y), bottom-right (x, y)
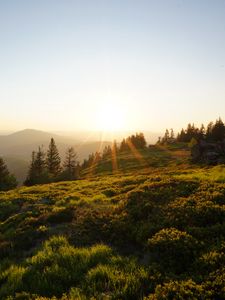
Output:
top-left (0, 157), bottom-right (17, 191)
top-left (211, 118), bottom-right (225, 141)
top-left (119, 133), bottom-right (147, 151)
top-left (46, 138), bottom-right (61, 179)
top-left (24, 151), bottom-right (36, 186)
top-left (102, 145), bottom-right (112, 159)
top-left (24, 146), bottom-right (48, 185)
top-left (62, 147), bottom-right (79, 180)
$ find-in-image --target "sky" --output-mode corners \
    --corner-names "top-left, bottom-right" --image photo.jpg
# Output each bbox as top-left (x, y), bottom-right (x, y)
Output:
top-left (0, 0), bottom-right (225, 133)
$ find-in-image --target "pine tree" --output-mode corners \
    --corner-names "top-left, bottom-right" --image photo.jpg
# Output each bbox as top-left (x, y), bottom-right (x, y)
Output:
top-left (211, 118), bottom-right (225, 141)
top-left (170, 129), bottom-right (175, 140)
top-left (62, 147), bottom-right (78, 180)
top-left (135, 133), bottom-right (147, 148)
top-left (46, 138), bottom-right (61, 179)
top-left (162, 129), bottom-right (170, 144)
top-left (120, 138), bottom-right (127, 152)
top-left (206, 122), bottom-right (214, 141)
top-left (102, 145), bottom-right (112, 159)
top-left (35, 146), bottom-right (46, 176)
top-left (24, 151), bottom-right (36, 186)
top-left (24, 146), bottom-right (47, 186)
top-left (112, 140), bottom-right (118, 153)
top-left (87, 153), bottom-right (95, 167)
top-left (0, 157), bottom-right (17, 191)
top-left (177, 128), bottom-right (185, 142)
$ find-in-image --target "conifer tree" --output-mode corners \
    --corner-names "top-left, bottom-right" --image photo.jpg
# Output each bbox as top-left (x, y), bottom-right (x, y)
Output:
top-left (24, 146), bottom-right (47, 186)
top-left (87, 153), bottom-right (95, 167)
top-left (63, 147), bottom-right (78, 180)
top-left (102, 145), bottom-right (112, 159)
top-left (24, 151), bottom-right (36, 186)
top-left (0, 157), bottom-right (17, 191)
top-left (211, 118), bottom-right (225, 141)
top-left (46, 138), bottom-right (61, 179)
top-left (35, 146), bottom-right (46, 176)
top-left (162, 129), bottom-right (170, 144)
top-left (177, 128), bottom-right (185, 142)
top-left (137, 132), bottom-right (147, 148)
top-left (170, 129), bottom-right (175, 140)
top-left (112, 140), bottom-right (118, 153)
top-left (120, 138), bottom-right (127, 151)
top-left (206, 122), bottom-right (214, 141)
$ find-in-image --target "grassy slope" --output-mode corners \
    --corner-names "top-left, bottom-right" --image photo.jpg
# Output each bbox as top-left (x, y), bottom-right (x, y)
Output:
top-left (1, 144), bottom-right (225, 299)
top-left (81, 143), bottom-right (191, 177)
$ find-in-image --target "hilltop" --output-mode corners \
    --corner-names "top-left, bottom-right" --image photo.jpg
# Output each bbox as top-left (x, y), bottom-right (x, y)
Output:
top-left (81, 142), bottom-right (190, 177)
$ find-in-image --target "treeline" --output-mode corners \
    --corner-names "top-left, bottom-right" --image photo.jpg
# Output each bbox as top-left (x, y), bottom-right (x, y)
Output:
top-left (81, 132), bottom-right (147, 169)
top-left (24, 138), bottom-right (80, 186)
top-left (0, 133), bottom-right (147, 190)
top-left (159, 118), bottom-right (225, 144)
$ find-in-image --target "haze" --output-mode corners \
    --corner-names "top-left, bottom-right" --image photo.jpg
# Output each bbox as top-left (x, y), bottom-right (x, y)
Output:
top-left (1, 0), bottom-right (225, 133)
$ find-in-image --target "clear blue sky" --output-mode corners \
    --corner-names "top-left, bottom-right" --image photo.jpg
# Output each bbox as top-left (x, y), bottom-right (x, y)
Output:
top-left (0, 0), bottom-right (225, 132)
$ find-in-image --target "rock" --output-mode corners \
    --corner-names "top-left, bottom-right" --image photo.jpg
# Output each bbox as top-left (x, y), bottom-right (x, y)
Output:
top-left (191, 140), bottom-right (225, 164)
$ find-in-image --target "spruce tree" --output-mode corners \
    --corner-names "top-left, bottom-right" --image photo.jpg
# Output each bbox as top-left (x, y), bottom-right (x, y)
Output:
top-left (177, 128), bottom-right (185, 142)
top-left (102, 145), bottom-right (112, 159)
top-left (211, 118), bottom-right (225, 141)
top-left (137, 132), bottom-right (147, 148)
top-left (206, 122), bottom-right (214, 141)
top-left (24, 146), bottom-right (47, 186)
top-left (24, 151), bottom-right (36, 186)
top-left (35, 146), bottom-right (46, 177)
top-left (112, 140), bottom-right (118, 153)
top-left (120, 138), bottom-right (129, 151)
top-left (0, 157), bottom-right (17, 191)
top-left (162, 129), bottom-right (170, 144)
top-left (63, 147), bottom-right (78, 180)
top-left (46, 138), bottom-right (61, 179)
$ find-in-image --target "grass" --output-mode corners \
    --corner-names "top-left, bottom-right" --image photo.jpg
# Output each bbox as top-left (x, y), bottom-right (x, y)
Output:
top-left (0, 143), bottom-right (225, 298)
top-left (81, 143), bottom-right (190, 177)
top-left (174, 164), bottom-right (225, 182)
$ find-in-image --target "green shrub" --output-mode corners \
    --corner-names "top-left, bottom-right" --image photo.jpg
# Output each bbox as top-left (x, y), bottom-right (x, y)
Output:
top-left (46, 207), bottom-right (74, 224)
top-left (196, 242), bottom-right (225, 274)
top-left (0, 265), bottom-right (27, 297)
top-left (145, 279), bottom-right (207, 300)
top-left (0, 237), bottom-right (115, 298)
top-left (102, 188), bottom-right (118, 197)
top-left (85, 259), bottom-right (148, 299)
top-left (204, 267), bottom-right (225, 299)
top-left (148, 228), bottom-right (198, 274)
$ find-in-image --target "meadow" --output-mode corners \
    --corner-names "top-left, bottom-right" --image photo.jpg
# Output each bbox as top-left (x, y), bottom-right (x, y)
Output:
top-left (0, 145), bottom-right (225, 299)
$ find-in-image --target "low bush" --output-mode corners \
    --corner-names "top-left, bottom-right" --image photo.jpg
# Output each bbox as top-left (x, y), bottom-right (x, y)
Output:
top-left (148, 228), bottom-right (199, 274)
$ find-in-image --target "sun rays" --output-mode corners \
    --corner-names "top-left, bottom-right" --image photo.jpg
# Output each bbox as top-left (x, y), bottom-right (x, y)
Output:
top-left (84, 131), bottom-right (149, 178)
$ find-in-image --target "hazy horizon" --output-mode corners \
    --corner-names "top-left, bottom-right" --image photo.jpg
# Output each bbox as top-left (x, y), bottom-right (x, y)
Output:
top-left (0, 127), bottom-right (162, 144)
top-left (1, 0), bottom-right (225, 132)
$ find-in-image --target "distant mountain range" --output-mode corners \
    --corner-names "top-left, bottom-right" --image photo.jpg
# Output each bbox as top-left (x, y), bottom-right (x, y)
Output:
top-left (0, 129), bottom-right (112, 184)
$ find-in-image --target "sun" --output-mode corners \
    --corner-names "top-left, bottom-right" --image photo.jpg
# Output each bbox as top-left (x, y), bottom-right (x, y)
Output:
top-left (95, 102), bottom-right (126, 131)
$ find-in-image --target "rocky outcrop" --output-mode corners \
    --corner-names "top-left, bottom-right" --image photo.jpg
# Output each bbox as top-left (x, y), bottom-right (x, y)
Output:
top-left (191, 140), bottom-right (225, 164)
